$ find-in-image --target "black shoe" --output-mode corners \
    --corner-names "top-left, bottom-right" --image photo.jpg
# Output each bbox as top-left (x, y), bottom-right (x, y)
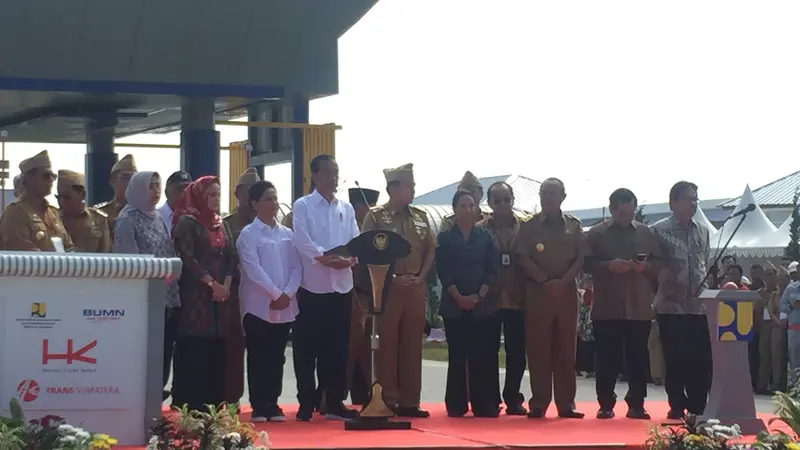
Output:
top-left (666, 409), bottom-right (685, 420)
top-left (506, 403), bottom-right (528, 416)
top-left (163, 390), bottom-right (171, 401)
top-left (558, 409), bottom-right (585, 419)
top-left (265, 404), bottom-right (287, 422)
top-left (626, 408), bottom-right (650, 420)
top-left (473, 407), bottom-right (501, 418)
top-left (296, 404), bottom-right (314, 422)
top-left (325, 403), bottom-right (358, 421)
top-left (447, 410), bottom-right (467, 418)
top-left (527, 408), bottom-right (546, 419)
top-left (395, 406), bottom-right (430, 418)
top-left (596, 409), bottom-right (615, 419)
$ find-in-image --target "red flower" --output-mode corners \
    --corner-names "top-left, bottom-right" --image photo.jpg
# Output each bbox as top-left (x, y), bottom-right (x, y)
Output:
top-left (39, 415), bottom-right (65, 428)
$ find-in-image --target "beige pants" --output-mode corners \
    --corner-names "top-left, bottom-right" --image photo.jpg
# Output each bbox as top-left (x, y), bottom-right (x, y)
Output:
top-left (377, 283), bottom-right (426, 408)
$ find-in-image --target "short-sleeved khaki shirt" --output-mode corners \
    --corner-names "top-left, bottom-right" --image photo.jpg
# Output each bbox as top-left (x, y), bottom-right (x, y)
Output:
top-left (0, 197), bottom-right (74, 252)
top-left (61, 207), bottom-right (111, 253)
top-left (361, 204), bottom-right (435, 275)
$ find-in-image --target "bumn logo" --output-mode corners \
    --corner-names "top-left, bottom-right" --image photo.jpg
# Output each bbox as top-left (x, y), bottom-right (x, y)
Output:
top-left (83, 309), bottom-right (124, 322)
top-left (17, 379), bottom-right (40, 402)
top-left (31, 303), bottom-right (46, 318)
top-left (42, 339), bottom-right (97, 365)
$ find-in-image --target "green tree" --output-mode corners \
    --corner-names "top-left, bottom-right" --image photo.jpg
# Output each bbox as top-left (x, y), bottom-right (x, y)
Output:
top-left (634, 205), bottom-right (646, 224)
top-left (786, 189), bottom-right (800, 261)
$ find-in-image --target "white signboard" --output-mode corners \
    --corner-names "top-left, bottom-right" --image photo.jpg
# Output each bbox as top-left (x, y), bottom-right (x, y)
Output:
top-left (2, 278), bottom-right (148, 411)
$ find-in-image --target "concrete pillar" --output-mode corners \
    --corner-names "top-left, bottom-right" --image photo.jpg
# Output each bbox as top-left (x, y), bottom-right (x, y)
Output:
top-left (288, 97), bottom-right (309, 201)
top-left (180, 97), bottom-right (220, 179)
top-left (84, 115), bottom-right (119, 206)
top-left (247, 102), bottom-right (276, 180)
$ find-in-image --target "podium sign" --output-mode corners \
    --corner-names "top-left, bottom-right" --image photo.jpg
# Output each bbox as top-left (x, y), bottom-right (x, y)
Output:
top-left (699, 289), bottom-right (765, 434)
top-left (0, 252), bottom-right (181, 446)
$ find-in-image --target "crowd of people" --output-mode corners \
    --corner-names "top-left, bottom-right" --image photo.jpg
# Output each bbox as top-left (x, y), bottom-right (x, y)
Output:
top-left (1, 149), bottom-right (798, 424)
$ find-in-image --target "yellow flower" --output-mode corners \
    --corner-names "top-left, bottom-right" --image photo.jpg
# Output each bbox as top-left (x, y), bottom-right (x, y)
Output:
top-left (90, 433), bottom-right (118, 449)
top-left (786, 443), bottom-right (800, 450)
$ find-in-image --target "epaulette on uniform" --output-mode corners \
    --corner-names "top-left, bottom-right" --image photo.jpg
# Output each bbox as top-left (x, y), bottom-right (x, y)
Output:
top-left (221, 212), bottom-right (233, 221)
top-left (89, 207), bottom-right (108, 218)
top-left (370, 205), bottom-right (386, 213)
top-left (93, 201), bottom-right (112, 209)
top-left (564, 213), bottom-right (582, 224)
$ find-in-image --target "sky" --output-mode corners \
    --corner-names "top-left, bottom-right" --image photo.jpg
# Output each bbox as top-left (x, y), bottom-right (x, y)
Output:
top-left (3, 0), bottom-right (800, 212)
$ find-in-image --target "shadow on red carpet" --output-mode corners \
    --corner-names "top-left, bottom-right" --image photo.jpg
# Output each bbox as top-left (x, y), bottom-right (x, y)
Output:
top-left (139, 401), bottom-right (776, 450)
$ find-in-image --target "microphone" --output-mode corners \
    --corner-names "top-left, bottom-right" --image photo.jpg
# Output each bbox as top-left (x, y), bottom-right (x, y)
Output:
top-left (727, 203), bottom-right (755, 220)
top-left (354, 181), bottom-right (379, 227)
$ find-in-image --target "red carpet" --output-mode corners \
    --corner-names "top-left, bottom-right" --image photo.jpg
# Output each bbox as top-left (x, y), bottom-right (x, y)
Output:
top-left (139, 401), bottom-right (774, 450)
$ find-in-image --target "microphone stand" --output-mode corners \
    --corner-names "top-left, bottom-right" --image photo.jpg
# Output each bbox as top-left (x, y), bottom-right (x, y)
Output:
top-left (696, 212), bottom-right (749, 297)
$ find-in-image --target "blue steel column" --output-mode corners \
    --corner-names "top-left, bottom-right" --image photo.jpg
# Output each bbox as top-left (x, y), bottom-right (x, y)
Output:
top-left (288, 97), bottom-right (309, 201)
top-left (85, 115), bottom-right (119, 205)
top-left (247, 102), bottom-right (276, 180)
top-left (180, 98), bottom-right (220, 179)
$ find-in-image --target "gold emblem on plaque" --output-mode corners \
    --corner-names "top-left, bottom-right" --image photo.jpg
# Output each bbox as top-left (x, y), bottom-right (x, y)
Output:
top-left (536, 243), bottom-right (545, 253)
top-left (373, 233), bottom-right (388, 250)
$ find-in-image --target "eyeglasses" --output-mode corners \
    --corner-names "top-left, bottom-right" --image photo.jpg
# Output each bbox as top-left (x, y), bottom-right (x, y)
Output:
top-left (491, 196), bottom-right (513, 204)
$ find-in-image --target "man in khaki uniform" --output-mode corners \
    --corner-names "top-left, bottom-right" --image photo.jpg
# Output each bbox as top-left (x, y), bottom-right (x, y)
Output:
top-left (346, 186), bottom-right (380, 405)
top-left (12, 174), bottom-right (22, 198)
top-left (516, 177), bottom-right (585, 419)
top-left (93, 154), bottom-right (137, 231)
top-left (56, 170), bottom-right (111, 253)
top-left (221, 167), bottom-right (261, 405)
top-left (648, 321), bottom-right (665, 385)
top-left (361, 163), bottom-right (436, 418)
top-left (281, 211), bottom-right (293, 229)
top-left (756, 268), bottom-right (786, 393)
top-left (440, 171), bottom-right (487, 232)
top-left (0, 150), bottom-right (74, 252)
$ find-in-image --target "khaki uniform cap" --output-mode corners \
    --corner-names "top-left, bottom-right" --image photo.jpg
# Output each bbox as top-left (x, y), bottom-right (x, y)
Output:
top-left (383, 163), bottom-right (415, 184)
top-left (58, 170), bottom-right (86, 189)
top-left (458, 170), bottom-right (482, 190)
top-left (19, 150), bottom-right (52, 173)
top-left (111, 154), bottom-right (137, 174)
top-left (237, 167), bottom-right (261, 187)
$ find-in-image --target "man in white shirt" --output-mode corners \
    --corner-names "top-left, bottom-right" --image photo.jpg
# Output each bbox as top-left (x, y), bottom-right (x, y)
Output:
top-left (237, 180), bottom-right (302, 423)
top-left (157, 171), bottom-right (192, 236)
top-left (292, 155), bottom-right (360, 421)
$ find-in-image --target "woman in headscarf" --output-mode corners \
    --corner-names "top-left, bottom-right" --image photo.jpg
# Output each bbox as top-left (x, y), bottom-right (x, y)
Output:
top-left (171, 176), bottom-right (236, 411)
top-left (113, 171), bottom-right (180, 400)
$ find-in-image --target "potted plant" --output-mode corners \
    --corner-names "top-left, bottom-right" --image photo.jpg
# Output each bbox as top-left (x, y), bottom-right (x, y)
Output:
top-left (147, 404), bottom-right (269, 450)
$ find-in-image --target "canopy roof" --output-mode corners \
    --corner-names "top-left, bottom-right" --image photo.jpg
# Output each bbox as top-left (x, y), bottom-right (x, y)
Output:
top-left (694, 205), bottom-right (717, 235)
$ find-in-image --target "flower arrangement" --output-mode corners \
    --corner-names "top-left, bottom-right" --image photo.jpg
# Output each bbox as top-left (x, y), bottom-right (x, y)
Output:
top-left (0, 398), bottom-right (117, 450)
top-left (752, 391), bottom-right (800, 450)
top-left (645, 414), bottom-right (743, 450)
top-left (147, 404), bottom-right (269, 450)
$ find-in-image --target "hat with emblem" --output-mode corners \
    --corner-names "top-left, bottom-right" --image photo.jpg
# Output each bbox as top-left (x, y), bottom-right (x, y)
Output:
top-left (457, 171), bottom-right (482, 190)
top-left (111, 154), bottom-right (137, 174)
top-left (19, 150), bottom-right (52, 173)
top-left (349, 187), bottom-right (380, 206)
top-left (57, 170), bottom-right (86, 189)
top-left (237, 168), bottom-right (261, 187)
top-left (383, 163), bottom-right (414, 184)
top-left (166, 171), bottom-right (192, 187)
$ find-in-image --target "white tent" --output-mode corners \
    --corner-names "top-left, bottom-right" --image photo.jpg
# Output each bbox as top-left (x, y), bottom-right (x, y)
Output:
top-left (751, 214), bottom-right (792, 249)
top-left (714, 185), bottom-right (780, 258)
top-left (694, 205), bottom-right (717, 235)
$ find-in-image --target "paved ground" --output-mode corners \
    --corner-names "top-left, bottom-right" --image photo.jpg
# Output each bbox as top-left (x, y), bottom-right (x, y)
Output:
top-left (166, 348), bottom-right (778, 415)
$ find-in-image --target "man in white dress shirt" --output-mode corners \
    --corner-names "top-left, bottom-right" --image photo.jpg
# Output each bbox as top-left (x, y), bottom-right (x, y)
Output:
top-left (157, 171), bottom-right (192, 236)
top-left (292, 154), bottom-right (360, 421)
top-left (237, 180), bottom-right (302, 423)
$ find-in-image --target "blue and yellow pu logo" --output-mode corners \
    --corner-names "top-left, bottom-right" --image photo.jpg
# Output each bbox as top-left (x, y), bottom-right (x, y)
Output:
top-left (718, 300), bottom-right (753, 341)
top-left (31, 303), bottom-right (46, 319)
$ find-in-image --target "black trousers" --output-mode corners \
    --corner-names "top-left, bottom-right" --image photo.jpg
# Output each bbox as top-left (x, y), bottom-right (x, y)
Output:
top-left (748, 335), bottom-right (760, 389)
top-left (350, 361), bottom-right (370, 405)
top-left (593, 319), bottom-right (651, 410)
top-left (172, 336), bottom-right (226, 411)
top-left (576, 340), bottom-right (595, 373)
top-left (444, 313), bottom-right (501, 416)
top-left (496, 309), bottom-right (526, 406)
top-left (244, 314), bottom-right (292, 413)
top-left (293, 288), bottom-right (352, 408)
top-left (163, 307), bottom-right (180, 389)
top-left (656, 314), bottom-right (712, 415)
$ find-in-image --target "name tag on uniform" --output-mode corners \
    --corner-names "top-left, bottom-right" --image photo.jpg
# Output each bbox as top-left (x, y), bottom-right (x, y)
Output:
top-left (51, 237), bottom-right (65, 253)
top-left (501, 253), bottom-right (511, 267)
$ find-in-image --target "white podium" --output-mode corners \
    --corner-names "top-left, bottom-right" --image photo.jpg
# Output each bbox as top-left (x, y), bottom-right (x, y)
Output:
top-left (0, 252), bottom-right (182, 446)
top-left (699, 289), bottom-right (765, 435)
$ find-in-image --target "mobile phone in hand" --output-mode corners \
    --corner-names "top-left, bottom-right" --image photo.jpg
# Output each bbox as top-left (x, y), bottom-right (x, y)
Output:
top-left (636, 254), bottom-right (648, 262)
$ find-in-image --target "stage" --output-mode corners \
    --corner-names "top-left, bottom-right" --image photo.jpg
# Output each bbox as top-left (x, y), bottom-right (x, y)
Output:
top-left (143, 401), bottom-right (774, 450)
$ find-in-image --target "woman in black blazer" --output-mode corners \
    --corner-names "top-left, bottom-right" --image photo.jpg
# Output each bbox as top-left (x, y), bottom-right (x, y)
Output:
top-left (436, 189), bottom-right (500, 417)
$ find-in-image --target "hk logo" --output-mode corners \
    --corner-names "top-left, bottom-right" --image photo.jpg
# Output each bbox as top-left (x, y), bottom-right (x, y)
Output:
top-left (42, 340), bottom-right (97, 365)
top-left (17, 380), bottom-right (39, 403)
top-left (31, 303), bottom-right (46, 318)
